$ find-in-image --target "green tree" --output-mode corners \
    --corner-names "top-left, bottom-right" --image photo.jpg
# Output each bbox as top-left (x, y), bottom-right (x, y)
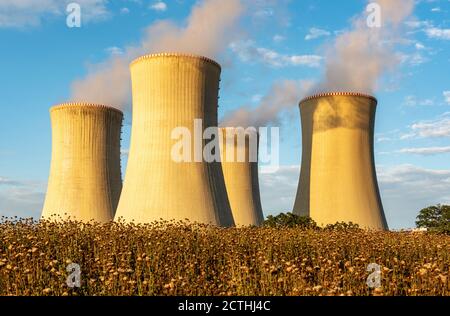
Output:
top-left (416, 204), bottom-right (450, 234)
top-left (263, 212), bottom-right (317, 229)
top-left (324, 222), bottom-right (360, 231)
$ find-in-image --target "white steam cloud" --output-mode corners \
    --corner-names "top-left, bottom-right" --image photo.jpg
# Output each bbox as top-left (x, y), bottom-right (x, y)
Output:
top-left (314, 0), bottom-right (415, 94)
top-left (71, 0), bottom-right (244, 109)
top-left (223, 0), bottom-right (416, 127)
top-left (221, 80), bottom-right (314, 128)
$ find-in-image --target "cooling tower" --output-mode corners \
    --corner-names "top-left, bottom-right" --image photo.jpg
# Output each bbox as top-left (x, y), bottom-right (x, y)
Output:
top-left (115, 53), bottom-right (234, 226)
top-left (220, 128), bottom-right (264, 227)
top-left (293, 92), bottom-right (388, 230)
top-left (42, 103), bottom-right (123, 222)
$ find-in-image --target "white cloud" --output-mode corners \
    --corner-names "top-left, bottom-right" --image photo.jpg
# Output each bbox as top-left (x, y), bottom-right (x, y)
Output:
top-left (272, 34), bottom-right (285, 43)
top-left (305, 27), bottom-right (330, 40)
top-left (425, 27), bottom-right (450, 40)
top-left (399, 132), bottom-right (416, 140)
top-left (376, 137), bottom-right (391, 143)
top-left (288, 55), bottom-right (323, 67)
top-left (259, 165), bottom-right (299, 216)
top-left (402, 95), bottom-right (434, 106)
top-left (230, 40), bottom-right (322, 68)
top-left (431, 7), bottom-right (441, 12)
top-left (105, 46), bottom-right (124, 56)
top-left (150, 1), bottom-right (167, 12)
top-left (0, 177), bottom-right (20, 186)
top-left (377, 164), bottom-right (450, 228)
top-left (251, 94), bottom-right (263, 103)
top-left (406, 112), bottom-right (450, 138)
top-left (403, 95), bottom-right (416, 106)
top-left (249, 0), bottom-right (291, 27)
top-left (415, 42), bottom-right (426, 50)
top-left (375, 129), bottom-right (401, 143)
top-left (405, 19), bottom-right (450, 40)
top-left (444, 91), bottom-right (450, 105)
top-left (405, 19), bottom-right (433, 29)
top-left (397, 146), bottom-right (450, 155)
top-left (0, 177), bottom-right (45, 219)
top-left (120, 7), bottom-right (130, 14)
top-left (398, 52), bottom-right (429, 66)
top-left (253, 8), bottom-right (274, 19)
top-left (0, 0), bottom-right (110, 28)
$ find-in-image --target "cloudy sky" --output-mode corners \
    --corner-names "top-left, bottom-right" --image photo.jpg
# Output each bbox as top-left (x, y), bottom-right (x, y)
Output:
top-left (0, 0), bottom-right (449, 229)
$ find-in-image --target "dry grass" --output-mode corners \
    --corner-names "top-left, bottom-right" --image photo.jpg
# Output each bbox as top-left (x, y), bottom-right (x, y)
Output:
top-left (0, 219), bottom-right (449, 296)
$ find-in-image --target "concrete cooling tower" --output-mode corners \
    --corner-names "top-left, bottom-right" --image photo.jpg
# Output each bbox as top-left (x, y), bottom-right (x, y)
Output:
top-left (42, 103), bottom-right (123, 222)
top-left (115, 53), bottom-right (234, 226)
top-left (220, 128), bottom-right (264, 227)
top-left (293, 92), bottom-right (388, 230)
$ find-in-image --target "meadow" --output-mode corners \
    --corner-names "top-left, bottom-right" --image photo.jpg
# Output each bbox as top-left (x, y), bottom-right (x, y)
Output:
top-left (0, 219), bottom-right (449, 296)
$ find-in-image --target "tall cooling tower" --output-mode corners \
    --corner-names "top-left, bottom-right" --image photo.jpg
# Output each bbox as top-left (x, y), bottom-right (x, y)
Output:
top-left (220, 128), bottom-right (264, 227)
top-left (42, 103), bottom-right (123, 222)
top-left (115, 53), bottom-right (234, 226)
top-left (293, 92), bottom-right (388, 230)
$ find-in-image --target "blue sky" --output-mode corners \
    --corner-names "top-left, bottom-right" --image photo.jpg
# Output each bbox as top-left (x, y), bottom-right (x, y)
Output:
top-left (0, 0), bottom-right (449, 229)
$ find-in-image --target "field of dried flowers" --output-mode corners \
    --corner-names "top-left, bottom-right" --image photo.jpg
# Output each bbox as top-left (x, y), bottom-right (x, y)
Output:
top-left (0, 219), bottom-right (449, 296)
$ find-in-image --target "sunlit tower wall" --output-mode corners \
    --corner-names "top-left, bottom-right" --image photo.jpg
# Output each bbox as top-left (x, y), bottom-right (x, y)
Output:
top-left (115, 53), bottom-right (234, 226)
top-left (42, 103), bottom-right (123, 222)
top-left (293, 93), bottom-right (388, 230)
top-left (220, 128), bottom-right (264, 227)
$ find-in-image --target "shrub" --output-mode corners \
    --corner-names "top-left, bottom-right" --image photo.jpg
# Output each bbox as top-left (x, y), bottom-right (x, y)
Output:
top-left (325, 222), bottom-right (361, 231)
top-left (263, 212), bottom-right (318, 229)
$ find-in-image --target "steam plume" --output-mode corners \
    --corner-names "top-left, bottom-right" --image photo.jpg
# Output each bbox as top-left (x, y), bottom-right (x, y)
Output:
top-left (222, 0), bottom-right (415, 127)
top-left (221, 80), bottom-right (314, 128)
top-left (71, 0), bottom-right (244, 109)
top-left (314, 0), bottom-right (415, 94)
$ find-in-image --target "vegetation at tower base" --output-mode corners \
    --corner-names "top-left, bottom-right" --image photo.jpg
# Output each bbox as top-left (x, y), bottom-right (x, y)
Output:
top-left (263, 213), bottom-right (360, 231)
top-left (1, 218), bottom-right (449, 296)
top-left (324, 222), bottom-right (361, 231)
top-left (416, 205), bottom-right (450, 235)
top-left (263, 213), bottom-right (318, 229)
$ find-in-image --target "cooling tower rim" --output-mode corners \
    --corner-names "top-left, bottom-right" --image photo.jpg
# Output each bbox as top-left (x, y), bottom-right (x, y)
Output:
top-left (299, 92), bottom-right (378, 105)
top-left (130, 53), bottom-right (221, 70)
top-left (50, 102), bottom-right (123, 115)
